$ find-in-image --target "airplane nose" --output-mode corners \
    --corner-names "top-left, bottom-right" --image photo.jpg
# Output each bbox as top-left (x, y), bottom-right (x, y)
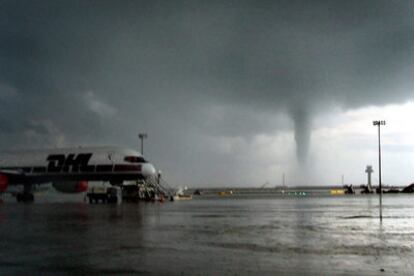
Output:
top-left (142, 163), bottom-right (156, 177)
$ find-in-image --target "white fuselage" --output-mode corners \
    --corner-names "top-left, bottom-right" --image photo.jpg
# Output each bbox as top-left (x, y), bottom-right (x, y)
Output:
top-left (0, 146), bottom-right (156, 185)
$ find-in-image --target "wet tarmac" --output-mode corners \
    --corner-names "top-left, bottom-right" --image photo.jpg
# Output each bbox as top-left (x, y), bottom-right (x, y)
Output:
top-left (1, 193), bottom-right (414, 275)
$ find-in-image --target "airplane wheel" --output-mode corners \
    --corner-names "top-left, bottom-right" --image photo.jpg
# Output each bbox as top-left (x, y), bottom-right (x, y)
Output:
top-left (26, 193), bottom-right (34, 202)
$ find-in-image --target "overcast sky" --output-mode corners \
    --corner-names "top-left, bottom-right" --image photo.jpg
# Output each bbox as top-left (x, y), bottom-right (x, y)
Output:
top-left (1, 0), bottom-right (414, 187)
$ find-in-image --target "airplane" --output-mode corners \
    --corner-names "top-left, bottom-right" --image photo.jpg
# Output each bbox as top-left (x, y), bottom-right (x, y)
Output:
top-left (0, 146), bottom-right (157, 202)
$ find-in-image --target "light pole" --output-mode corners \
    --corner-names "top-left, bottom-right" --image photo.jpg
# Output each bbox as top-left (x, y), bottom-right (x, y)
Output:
top-left (138, 133), bottom-right (148, 155)
top-left (373, 120), bottom-right (385, 221)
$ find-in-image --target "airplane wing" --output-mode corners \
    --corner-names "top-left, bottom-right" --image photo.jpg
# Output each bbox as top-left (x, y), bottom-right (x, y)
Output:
top-left (0, 169), bottom-right (27, 186)
top-left (0, 169), bottom-right (26, 176)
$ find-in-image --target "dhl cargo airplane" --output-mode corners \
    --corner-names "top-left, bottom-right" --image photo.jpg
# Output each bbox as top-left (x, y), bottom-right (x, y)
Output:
top-left (0, 146), bottom-right (156, 202)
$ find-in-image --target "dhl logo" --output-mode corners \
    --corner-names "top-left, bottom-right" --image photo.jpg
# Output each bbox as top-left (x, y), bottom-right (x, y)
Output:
top-left (47, 153), bottom-right (94, 173)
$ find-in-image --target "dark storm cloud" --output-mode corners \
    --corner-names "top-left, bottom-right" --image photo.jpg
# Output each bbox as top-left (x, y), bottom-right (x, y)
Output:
top-left (1, 0), bottom-right (414, 166)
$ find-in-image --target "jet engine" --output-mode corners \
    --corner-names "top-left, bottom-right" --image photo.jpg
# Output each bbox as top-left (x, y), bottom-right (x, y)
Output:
top-left (0, 173), bottom-right (8, 192)
top-left (52, 181), bottom-right (88, 193)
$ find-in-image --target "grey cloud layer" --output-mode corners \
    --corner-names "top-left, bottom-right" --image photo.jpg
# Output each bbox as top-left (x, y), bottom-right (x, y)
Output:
top-left (1, 0), bottom-right (414, 168)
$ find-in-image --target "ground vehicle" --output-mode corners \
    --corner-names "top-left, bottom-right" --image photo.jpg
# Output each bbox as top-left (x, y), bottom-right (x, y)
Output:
top-left (86, 185), bottom-right (122, 204)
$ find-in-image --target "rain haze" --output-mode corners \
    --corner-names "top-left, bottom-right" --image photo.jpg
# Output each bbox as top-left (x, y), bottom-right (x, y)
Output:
top-left (1, 0), bottom-right (414, 187)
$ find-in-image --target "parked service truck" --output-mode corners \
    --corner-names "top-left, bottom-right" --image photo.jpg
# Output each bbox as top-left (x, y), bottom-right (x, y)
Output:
top-left (86, 185), bottom-right (122, 204)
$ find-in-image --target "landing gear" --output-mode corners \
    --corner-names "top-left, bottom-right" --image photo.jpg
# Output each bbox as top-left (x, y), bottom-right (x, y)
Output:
top-left (16, 184), bottom-right (34, 203)
top-left (16, 193), bottom-right (34, 202)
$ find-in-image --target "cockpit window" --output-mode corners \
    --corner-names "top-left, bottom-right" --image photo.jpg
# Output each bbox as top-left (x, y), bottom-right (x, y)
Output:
top-left (124, 156), bottom-right (147, 163)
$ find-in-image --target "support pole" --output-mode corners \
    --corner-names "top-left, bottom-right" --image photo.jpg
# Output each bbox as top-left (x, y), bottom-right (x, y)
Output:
top-left (373, 120), bottom-right (385, 222)
top-left (138, 133), bottom-right (148, 155)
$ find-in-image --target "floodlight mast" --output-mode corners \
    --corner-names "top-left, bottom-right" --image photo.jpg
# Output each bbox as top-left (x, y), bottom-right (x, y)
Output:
top-left (373, 120), bottom-right (385, 222)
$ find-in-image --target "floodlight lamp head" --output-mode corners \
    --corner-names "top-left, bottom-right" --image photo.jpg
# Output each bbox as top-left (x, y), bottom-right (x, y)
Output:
top-left (373, 120), bottom-right (386, 126)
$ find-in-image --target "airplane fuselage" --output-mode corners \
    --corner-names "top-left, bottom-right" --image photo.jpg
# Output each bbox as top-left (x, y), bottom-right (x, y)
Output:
top-left (0, 146), bottom-right (156, 185)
